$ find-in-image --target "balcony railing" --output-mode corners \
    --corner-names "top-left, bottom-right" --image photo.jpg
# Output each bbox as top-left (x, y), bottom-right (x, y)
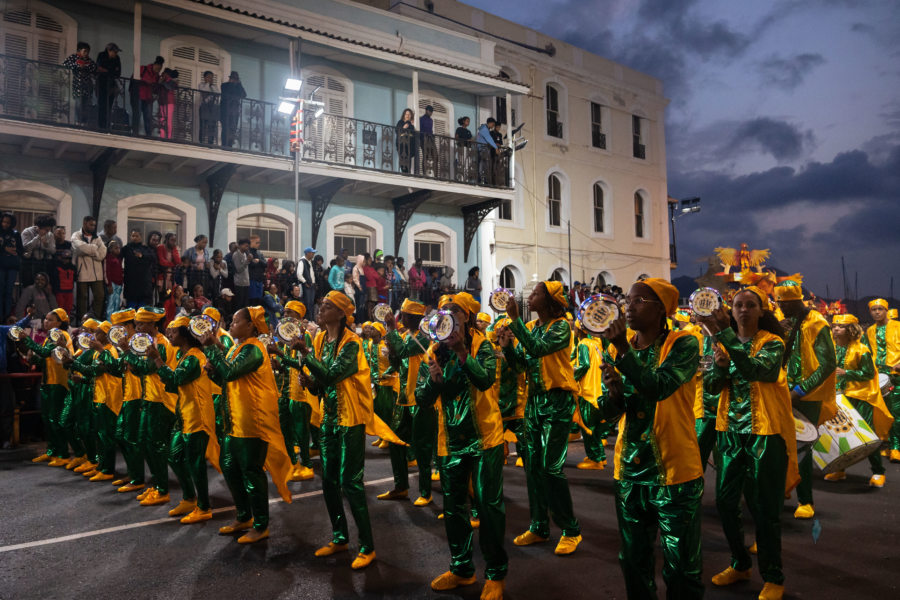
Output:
top-left (0, 54), bottom-right (511, 189)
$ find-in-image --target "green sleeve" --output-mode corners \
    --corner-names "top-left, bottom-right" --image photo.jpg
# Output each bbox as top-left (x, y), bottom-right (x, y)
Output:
top-left (158, 355), bottom-right (201, 387)
top-left (280, 352), bottom-right (302, 370)
top-left (715, 328), bottom-right (784, 383)
top-left (501, 340), bottom-right (527, 373)
top-left (415, 358), bottom-right (440, 408)
top-left (459, 339), bottom-right (497, 392)
top-left (99, 350), bottom-right (124, 376)
top-left (303, 341), bottom-right (359, 387)
top-left (843, 349), bottom-right (875, 382)
top-left (573, 343), bottom-right (591, 381)
top-left (220, 335), bottom-right (234, 351)
top-left (124, 352), bottom-right (156, 375)
top-left (509, 317), bottom-right (571, 358)
top-left (613, 334), bottom-right (699, 401)
top-left (386, 329), bottom-right (425, 359)
top-left (703, 363), bottom-right (729, 396)
top-left (798, 327), bottom-right (837, 393)
top-left (72, 351), bottom-right (105, 377)
top-left (23, 336), bottom-right (53, 358)
top-left (205, 345), bottom-right (264, 382)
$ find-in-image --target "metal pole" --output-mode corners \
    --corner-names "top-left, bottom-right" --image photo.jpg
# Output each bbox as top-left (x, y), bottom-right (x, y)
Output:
top-left (292, 38), bottom-right (302, 261)
top-left (670, 203), bottom-right (677, 267)
top-left (567, 220), bottom-right (573, 291)
top-left (133, 2), bottom-right (141, 78)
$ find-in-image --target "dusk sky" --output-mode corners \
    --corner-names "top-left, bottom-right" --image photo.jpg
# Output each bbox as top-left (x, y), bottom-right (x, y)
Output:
top-left (465, 0), bottom-right (900, 298)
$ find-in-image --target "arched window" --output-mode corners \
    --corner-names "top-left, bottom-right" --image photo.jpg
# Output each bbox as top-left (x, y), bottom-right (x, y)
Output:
top-left (548, 173), bottom-right (562, 227)
top-left (550, 268), bottom-right (566, 283)
top-left (499, 266), bottom-right (516, 292)
top-left (128, 205), bottom-right (182, 247)
top-left (634, 191), bottom-right (645, 238)
top-left (596, 270), bottom-right (614, 288)
top-left (161, 36), bottom-right (230, 90)
top-left (334, 222), bottom-right (374, 257)
top-left (117, 194), bottom-right (197, 251)
top-left (0, 192), bottom-right (56, 229)
top-left (236, 214), bottom-right (289, 259)
top-left (593, 183), bottom-right (605, 233)
top-left (413, 229), bottom-right (449, 268)
top-left (546, 83), bottom-right (563, 138)
top-left (1, 4), bottom-right (69, 62)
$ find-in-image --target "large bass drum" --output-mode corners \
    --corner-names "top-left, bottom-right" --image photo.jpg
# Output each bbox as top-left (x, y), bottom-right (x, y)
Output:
top-left (812, 394), bottom-right (882, 474)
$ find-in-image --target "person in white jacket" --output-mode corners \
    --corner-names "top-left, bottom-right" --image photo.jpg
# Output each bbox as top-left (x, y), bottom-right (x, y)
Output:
top-left (71, 216), bottom-right (107, 318)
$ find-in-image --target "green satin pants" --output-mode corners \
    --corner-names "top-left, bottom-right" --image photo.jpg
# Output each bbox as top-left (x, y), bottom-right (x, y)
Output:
top-left (504, 417), bottom-right (528, 466)
top-left (290, 401), bottom-right (313, 467)
top-left (440, 445), bottom-right (507, 581)
top-left (93, 403), bottom-right (118, 474)
top-left (373, 386), bottom-right (396, 424)
top-left (615, 477), bottom-right (704, 599)
top-left (277, 395), bottom-right (296, 464)
top-left (522, 389), bottom-right (580, 538)
top-left (320, 421), bottom-right (374, 554)
top-left (715, 431), bottom-right (787, 584)
top-left (579, 399), bottom-right (609, 463)
top-left (794, 400), bottom-right (821, 505)
top-left (115, 399), bottom-right (144, 484)
top-left (60, 381), bottom-right (86, 457)
top-left (695, 417), bottom-right (717, 472)
top-left (169, 430), bottom-right (211, 510)
top-left (847, 398), bottom-right (885, 475)
top-left (883, 385), bottom-right (900, 450)
top-left (213, 394), bottom-right (226, 446)
top-left (411, 404), bottom-right (437, 499)
top-left (139, 401), bottom-right (176, 494)
top-left (41, 384), bottom-right (70, 458)
top-left (388, 404), bottom-right (414, 491)
top-left (221, 436), bottom-right (269, 530)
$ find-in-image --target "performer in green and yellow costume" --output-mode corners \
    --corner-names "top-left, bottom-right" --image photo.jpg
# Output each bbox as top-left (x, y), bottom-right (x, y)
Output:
top-left (367, 321), bottom-right (399, 450)
top-left (572, 321), bottom-right (608, 470)
top-left (774, 279), bottom-right (836, 520)
top-left (487, 313), bottom-right (527, 469)
top-left (418, 293), bottom-right (506, 600)
top-left (700, 286), bottom-right (800, 600)
top-left (203, 306), bottom-right (292, 543)
top-left (500, 280), bottom-right (582, 555)
top-left (59, 317), bottom-right (101, 473)
top-left (865, 298), bottom-right (900, 462)
top-left (202, 306), bottom-right (234, 447)
top-left (598, 278), bottom-right (704, 599)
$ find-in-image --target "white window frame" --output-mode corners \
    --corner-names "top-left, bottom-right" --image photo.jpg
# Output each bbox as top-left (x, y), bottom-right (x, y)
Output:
top-left (326, 214), bottom-right (383, 263)
top-left (117, 194), bottom-right (197, 251)
top-left (160, 35), bottom-right (231, 91)
top-left (235, 215), bottom-right (290, 259)
top-left (544, 168), bottom-right (570, 232)
top-left (0, 1), bottom-right (75, 62)
top-left (493, 163), bottom-right (524, 229)
top-left (406, 221), bottom-right (457, 277)
top-left (542, 78), bottom-right (568, 144)
top-left (589, 179), bottom-right (613, 239)
top-left (589, 100), bottom-right (611, 153)
top-left (633, 189), bottom-right (652, 243)
top-left (0, 179), bottom-right (72, 231)
top-left (405, 89), bottom-right (453, 137)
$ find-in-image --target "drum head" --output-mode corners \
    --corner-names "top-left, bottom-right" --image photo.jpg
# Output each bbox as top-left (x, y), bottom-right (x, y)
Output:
top-left (579, 294), bottom-right (618, 334)
top-left (49, 329), bottom-right (62, 343)
top-left (689, 287), bottom-right (722, 317)
top-left (489, 288), bottom-right (511, 312)
top-left (189, 316), bottom-right (213, 338)
top-left (129, 333), bottom-right (153, 355)
top-left (792, 409), bottom-right (819, 444)
top-left (878, 373), bottom-right (891, 394)
top-left (7, 326), bottom-right (24, 341)
top-left (429, 311), bottom-right (457, 342)
top-left (257, 334), bottom-right (273, 347)
top-left (77, 334), bottom-right (93, 350)
top-left (276, 318), bottom-right (301, 342)
top-left (52, 346), bottom-right (68, 363)
top-left (373, 303), bottom-right (393, 323)
top-left (109, 325), bottom-right (127, 346)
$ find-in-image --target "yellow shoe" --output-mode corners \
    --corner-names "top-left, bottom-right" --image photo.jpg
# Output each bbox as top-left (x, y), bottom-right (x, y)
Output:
top-left (438, 513), bottom-right (445, 520)
top-left (181, 508), bottom-right (213, 524)
top-left (371, 437), bottom-right (382, 447)
top-left (554, 534), bottom-right (582, 555)
top-left (869, 474), bottom-right (886, 488)
top-left (377, 488), bottom-right (409, 500)
top-left (66, 455), bottom-right (87, 470)
top-left (470, 518), bottom-right (480, 529)
top-left (515, 457), bottom-right (523, 467)
top-left (513, 531), bottom-right (548, 546)
top-left (881, 448), bottom-right (888, 457)
top-left (568, 432), bottom-right (581, 442)
top-left (758, 582), bottom-right (785, 600)
top-left (82, 469), bottom-right (99, 478)
top-left (824, 471), bottom-right (846, 481)
top-left (480, 579), bottom-right (505, 600)
top-left (219, 519), bottom-right (254, 534)
top-left (414, 495), bottom-right (432, 507)
top-left (794, 504), bottom-right (814, 519)
top-left (576, 458), bottom-right (604, 470)
top-left (314, 542), bottom-right (348, 557)
top-left (430, 570), bottom-right (477, 591)
top-left (351, 551), bottom-right (376, 570)
top-left (378, 440), bottom-right (390, 449)
top-left (290, 465), bottom-right (315, 481)
top-left (431, 470), bottom-right (441, 481)
top-left (237, 528), bottom-right (269, 544)
top-left (408, 459), bottom-right (417, 468)
top-left (118, 482), bottom-right (145, 493)
top-left (136, 487), bottom-right (153, 501)
top-left (712, 566), bottom-right (752, 586)
top-left (90, 472), bottom-right (114, 482)
top-left (74, 460), bottom-right (95, 473)
top-left (749, 542), bottom-right (758, 555)
top-left (890, 449), bottom-right (900, 463)
top-left (32, 453), bottom-right (52, 463)
top-left (112, 478), bottom-right (128, 486)
top-left (48, 458), bottom-right (70, 467)
top-left (140, 492), bottom-right (170, 506)
top-left (168, 499), bottom-right (197, 517)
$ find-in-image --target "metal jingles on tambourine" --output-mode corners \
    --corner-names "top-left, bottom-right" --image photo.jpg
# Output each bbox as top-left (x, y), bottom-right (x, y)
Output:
top-left (689, 287), bottom-right (723, 317)
top-left (52, 346), bottom-right (71, 364)
top-left (372, 303), bottom-right (393, 324)
top-left (427, 310), bottom-right (459, 343)
top-left (48, 328), bottom-right (63, 344)
top-left (577, 294), bottom-right (619, 335)
top-left (419, 313), bottom-right (432, 337)
top-left (109, 325), bottom-right (128, 347)
top-left (257, 333), bottom-right (273, 347)
top-left (488, 288), bottom-right (512, 313)
top-left (7, 325), bottom-right (26, 341)
top-left (128, 332), bottom-right (153, 356)
top-left (188, 315), bottom-right (215, 339)
top-left (275, 317), bottom-right (302, 343)
top-left (76, 332), bottom-right (95, 350)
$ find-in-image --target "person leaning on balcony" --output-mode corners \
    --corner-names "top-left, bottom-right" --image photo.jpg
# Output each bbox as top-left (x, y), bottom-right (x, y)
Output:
top-left (198, 70), bottom-right (219, 144)
top-left (220, 71), bottom-right (246, 148)
top-left (419, 105), bottom-right (437, 175)
top-left (62, 42), bottom-right (96, 125)
top-left (139, 56), bottom-right (165, 136)
top-left (159, 69), bottom-right (180, 139)
top-left (476, 118), bottom-right (499, 186)
top-left (395, 108), bottom-right (417, 174)
top-left (455, 116), bottom-right (473, 182)
top-left (95, 43), bottom-right (121, 130)
top-left (71, 216), bottom-right (107, 318)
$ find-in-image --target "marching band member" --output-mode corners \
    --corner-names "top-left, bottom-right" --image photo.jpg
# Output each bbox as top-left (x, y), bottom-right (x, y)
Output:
top-left (476, 311), bottom-right (491, 332)
top-left (202, 306), bottom-right (234, 446)
top-left (151, 316), bottom-right (220, 523)
top-left (696, 328), bottom-right (720, 469)
top-left (487, 314), bottom-right (527, 469)
top-left (368, 321), bottom-right (399, 450)
top-left (774, 280), bottom-right (836, 520)
top-left (501, 281), bottom-right (582, 555)
top-left (418, 293), bottom-right (506, 600)
top-left (599, 278), bottom-right (704, 599)
top-left (572, 321), bottom-right (608, 470)
top-left (865, 299), bottom-right (900, 462)
top-left (700, 286), bottom-right (798, 600)
top-left (57, 318), bottom-right (100, 474)
top-left (297, 291), bottom-right (375, 569)
top-left (18, 308), bottom-right (74, 466)
top-left (830, 313), bottom-right (893, 485)
top-left (78, 321), bottom-right (123, 481)
top-left (203, 306), bottom-right (292, 543)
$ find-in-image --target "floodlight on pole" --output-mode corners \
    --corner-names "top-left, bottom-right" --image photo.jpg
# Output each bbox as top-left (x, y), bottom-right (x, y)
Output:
top-left (277, 100), bottom-right (297, 115)
top-left (314, 107), bottom-right (324, 118)
top-left (284, 78), bottom-right (302, 92)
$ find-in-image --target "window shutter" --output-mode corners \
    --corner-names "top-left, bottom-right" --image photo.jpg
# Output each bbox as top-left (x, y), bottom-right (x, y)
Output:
top-left (3, 32), bottom-right (29, 57)
top-left (419, 97), bottom-right (449, 136)
top-left (2, 9), bottom-right (32, 27)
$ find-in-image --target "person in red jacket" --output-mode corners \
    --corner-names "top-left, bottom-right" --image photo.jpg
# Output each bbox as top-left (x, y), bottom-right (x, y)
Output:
top-left (139, 56), bottom-right (164, 136)
top-left (51, 250), bottom-right (76, 316)
top-left (156, 233), bottom-right (180, 293)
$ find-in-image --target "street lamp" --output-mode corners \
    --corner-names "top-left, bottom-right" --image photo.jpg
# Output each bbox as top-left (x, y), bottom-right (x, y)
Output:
top-left (668, 196), bottom-right (700, 269)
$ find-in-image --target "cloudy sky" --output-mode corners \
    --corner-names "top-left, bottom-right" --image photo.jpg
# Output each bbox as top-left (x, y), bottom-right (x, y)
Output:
top-left (465, 0), bottom-right (900, 298)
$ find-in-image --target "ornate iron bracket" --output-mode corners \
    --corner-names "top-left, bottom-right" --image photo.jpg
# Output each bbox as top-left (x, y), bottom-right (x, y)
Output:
top-left (90, 148), bottom-right (127, 218)
top-left (204, 164), bottom-right (238, 246)
top-left (462, 198), bottom-right (502, 262)
top-left (310, 178), bottom-right (347, 250)
top-left (392, 190), bottom-right (431, 257)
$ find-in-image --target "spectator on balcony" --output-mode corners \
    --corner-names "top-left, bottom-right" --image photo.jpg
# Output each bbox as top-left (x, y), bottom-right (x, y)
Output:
top-left (419, 105), bottom-right (437, 176)
top-left (71, 216), bottom-right (106, 317)
top-left (103, 241), bottom-right (123, 317)
top-left (231, 238), bottom-right (251, 309)
top-left (298, 247), bottom-right (317, 316)
top-left (408, 258), bottom-right (426, 301)
top-left (52, 226), bottom-right (71, 259)
top-left (395, 108), bottom-right (417, 174)
top-left (14, 272), bottom-right (56, 321)
top-left (490, 119), bottom-right (506, 186)
top-left (122, 229), bottom-right (154, 309)
top-left (247, 235), bottom-right (266, 303)
top-left (50, 249), bottom-right (75, 317)
top-left (220, 71), bottom-right (246, 148)
top-left (156, 232), bottom-right (180, 292)
top-left (63, 42), bottom-right (97, 126)
top-left (95, 43), bottom-right (121, 130)
top-left (455, 116), bottom-right (473, 182)
top-left (464, 266), bottom-right (482, 303)
top-left (262, 283), bottom-right (283, 326)
top-left (159, 69), bottom-right (179, 139)
top-left (183, 234), bottom-right (209, 294)
top-left (99, 219), bottom-right (122, 248)
top-left (139, 56), bottom-right (165, 136)
top-left (198, 70), bottom-right (219, 144)
top-left (208, 248), bottom-right (228, 298)
top-left (476, 118), bottom-right (499, 186)
top-left (223, 241), bottom-right (237, 292)
top-left (328, 255), bottom-right (345, 293)
top-left (20, 215), bottom-right (56, 288)
top-left (0, 212), bottom-right (22, 321)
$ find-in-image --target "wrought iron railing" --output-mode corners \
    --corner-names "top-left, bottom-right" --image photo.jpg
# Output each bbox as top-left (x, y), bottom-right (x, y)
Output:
top-left (0, 54), bottom-right (511, 189)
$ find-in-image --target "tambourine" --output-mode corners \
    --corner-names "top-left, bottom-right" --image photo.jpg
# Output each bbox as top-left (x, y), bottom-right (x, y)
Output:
top-left (699, 355), bottom-right (714, 372)
top-left (109, 325), bottom-right (128, 347)
top-left (76, 332), bottom-right (95, 350)
top-left (577, 294), bottom-right (619, 334)
top-left (427, 310), bottom-right (459, 343)
top-left (7, 326), bottom-right (25, 341)
top-left (128, 333), bottom-right (153, 356)
top-left (48, 328), bottom-right (63, 343)
top-left (257, 333), bottom-right (273, 347)
top-left (276, 317), bottom-right (302, 343)
top-left (689, 287), bottom-right (723, 317)
top-left (52, 346), bottom-right (70, 364)
top-left (372, 303), bottom-right (393, 323)
top-left (188, 315), bottom-right (214, 339)
top-left (419, 314), bottom-right (432, 337)
top-left (488, 288), bottom-right (512, 313)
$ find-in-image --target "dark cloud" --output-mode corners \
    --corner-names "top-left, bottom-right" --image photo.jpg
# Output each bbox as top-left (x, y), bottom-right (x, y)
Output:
top-left (758, 53), bottom-right (826, 89)
top-left (730, 118), bottom-right (814, 161)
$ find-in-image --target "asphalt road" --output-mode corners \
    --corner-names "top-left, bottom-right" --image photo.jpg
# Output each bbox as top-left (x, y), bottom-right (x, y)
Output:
top-left (1, 439), bottom-right (898, 600)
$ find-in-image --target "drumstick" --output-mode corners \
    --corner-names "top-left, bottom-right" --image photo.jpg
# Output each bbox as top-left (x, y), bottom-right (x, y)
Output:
top-left (700, 324), bottom-right (714, 338)
top-left (410, 333), bottom-right (429, 354)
